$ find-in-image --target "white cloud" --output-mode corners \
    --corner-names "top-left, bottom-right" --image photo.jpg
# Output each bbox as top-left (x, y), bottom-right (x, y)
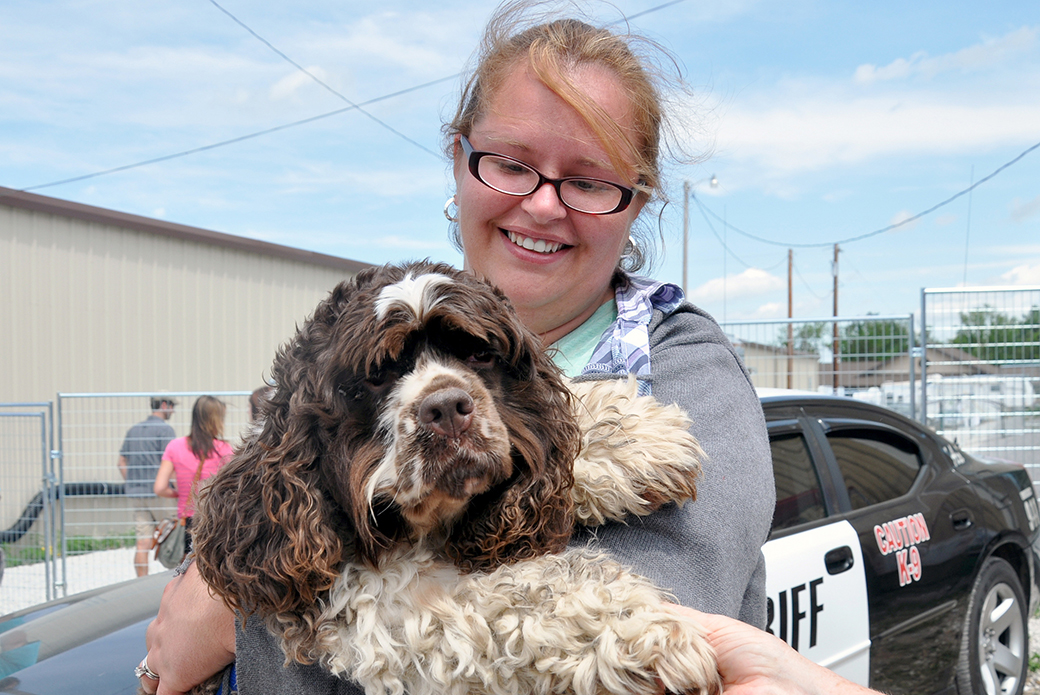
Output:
top-left (718, 97), bottom-right (1040, 175)
top-left (269, 67), bottom-right (333, 101)
top-left (999, 262), bottom-right (1040, 285)
top-left (1010, 195), bottom-right (1040, 223)
top-left (309, 12), bottom-right (471, 77)
top-left (854, 26), bottom-right (1038, 84)
top-left (888, 210), bottom-right (919, 232)
top-left (709, 24), bottom-right (1040, 178)
top-left (749, 302), bottom-right (785, 319)
top-left (688, 267), bottom-right (784, 304)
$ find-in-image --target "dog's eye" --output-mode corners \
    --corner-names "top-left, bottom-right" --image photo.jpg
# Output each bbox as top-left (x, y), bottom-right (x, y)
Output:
top-left (466, 351), bottom-right (495, 369)
top-left (364, 372), bottom-right (397, 394)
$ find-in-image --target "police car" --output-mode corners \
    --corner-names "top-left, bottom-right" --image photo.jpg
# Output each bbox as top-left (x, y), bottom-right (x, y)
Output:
top-left (761, 392), bottom-right (1040, 695)
top-left (1, 393), bottom-right (1037, 695)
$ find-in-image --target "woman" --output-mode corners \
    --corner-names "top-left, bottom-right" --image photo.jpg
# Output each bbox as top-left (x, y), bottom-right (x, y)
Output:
top-left (153, 396), bottom-right (233, 556)
top-left (140, 4), bottom-right (774, 694)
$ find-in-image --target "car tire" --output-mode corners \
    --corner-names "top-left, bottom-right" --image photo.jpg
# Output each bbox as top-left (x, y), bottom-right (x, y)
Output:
top-left (955, 556), bottom-right (1028, 695)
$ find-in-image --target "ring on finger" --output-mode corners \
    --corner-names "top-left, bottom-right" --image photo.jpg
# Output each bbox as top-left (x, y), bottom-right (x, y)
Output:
top-left (135, 655), bottom-right (160, 681)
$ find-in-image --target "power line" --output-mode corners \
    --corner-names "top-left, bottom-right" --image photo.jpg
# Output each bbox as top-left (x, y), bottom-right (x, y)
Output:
top-left (20, 76), bottom-right (457, 192)
top-left (792, 260), bottom-right (827, 301)
top-left (696, 139), bottom-right (1040, 249)
top-left (207, 0), bottom-right (440, 159)
top-left (19, 0), bottom-right (685, 192)
top-left (621, 0), bottom-right (688, 22)
top-left (692, 193), bottom-right (753, 269)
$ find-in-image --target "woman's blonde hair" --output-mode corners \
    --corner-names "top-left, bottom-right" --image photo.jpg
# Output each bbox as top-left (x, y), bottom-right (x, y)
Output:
top-left (445, 0), bottom-right (702, 272)
top-left (188, 395), bottom-right (226, 463)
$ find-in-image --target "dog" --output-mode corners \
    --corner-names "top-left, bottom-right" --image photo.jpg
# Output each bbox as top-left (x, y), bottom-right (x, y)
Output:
top-left (191, 261), bottom-right (721, 695)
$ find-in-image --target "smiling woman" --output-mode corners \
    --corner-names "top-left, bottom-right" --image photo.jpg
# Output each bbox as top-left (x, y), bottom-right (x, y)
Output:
top-left (139, 3), bottom-right (776, 694)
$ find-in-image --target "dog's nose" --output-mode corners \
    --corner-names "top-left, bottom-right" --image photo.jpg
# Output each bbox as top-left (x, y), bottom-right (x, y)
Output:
top-left (419, 388), bottom-right (475, 438)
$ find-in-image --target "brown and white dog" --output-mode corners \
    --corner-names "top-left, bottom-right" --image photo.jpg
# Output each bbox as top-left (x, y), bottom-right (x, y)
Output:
top-left (191, 261), bottom-right (720, 695)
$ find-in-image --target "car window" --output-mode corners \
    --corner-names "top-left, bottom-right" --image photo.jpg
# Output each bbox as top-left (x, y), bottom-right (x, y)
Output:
top-left (826, 431), bottom-right (922, 510)
top-left (770, 433), bottom-right (826, 531)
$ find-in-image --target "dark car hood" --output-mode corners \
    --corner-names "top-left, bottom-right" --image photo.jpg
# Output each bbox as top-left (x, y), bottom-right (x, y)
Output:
top-left (0, 572), bottom-right (170, 693)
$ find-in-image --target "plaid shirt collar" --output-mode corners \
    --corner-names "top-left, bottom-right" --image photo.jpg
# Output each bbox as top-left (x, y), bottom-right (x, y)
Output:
top-left (580, 273), bottom-right (685, 395)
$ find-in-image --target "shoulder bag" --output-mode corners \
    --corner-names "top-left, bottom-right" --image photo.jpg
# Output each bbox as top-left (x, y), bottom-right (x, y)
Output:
top-left (152, 453), bottom-right (206, 569)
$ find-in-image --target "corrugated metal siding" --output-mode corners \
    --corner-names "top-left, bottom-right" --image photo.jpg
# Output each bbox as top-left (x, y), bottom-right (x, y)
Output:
top-left (1, 201), bottom-right (365, 402)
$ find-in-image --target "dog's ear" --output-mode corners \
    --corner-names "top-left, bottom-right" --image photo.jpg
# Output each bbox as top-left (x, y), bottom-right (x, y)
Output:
top-left (447, 330), bottom-right (581, 571)
top-left (192, 282), bottom-right (361, 648)
top-left (192, 412), bottom-right (345, 627)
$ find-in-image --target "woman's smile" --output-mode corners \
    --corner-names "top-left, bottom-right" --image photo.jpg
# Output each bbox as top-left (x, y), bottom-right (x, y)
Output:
top-left (504, 229), bottom-right (566, 255)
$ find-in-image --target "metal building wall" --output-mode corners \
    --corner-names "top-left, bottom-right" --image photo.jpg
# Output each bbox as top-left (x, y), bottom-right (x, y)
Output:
top-left (0, 187), bottom-right (371, 403)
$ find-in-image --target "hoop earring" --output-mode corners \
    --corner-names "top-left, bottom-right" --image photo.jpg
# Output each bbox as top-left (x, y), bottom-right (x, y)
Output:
top-left (620, 236), bottom-right (637, 261)
top-left (443, 196), bottom-right (459, 223)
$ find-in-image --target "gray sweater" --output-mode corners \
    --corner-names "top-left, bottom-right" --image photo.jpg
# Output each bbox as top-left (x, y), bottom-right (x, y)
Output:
top-left (235, 302), bottom-right (775, 694)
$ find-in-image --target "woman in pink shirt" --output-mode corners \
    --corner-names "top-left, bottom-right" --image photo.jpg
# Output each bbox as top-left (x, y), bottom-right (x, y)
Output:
top-left (154, 395), bottom-right (234, 554)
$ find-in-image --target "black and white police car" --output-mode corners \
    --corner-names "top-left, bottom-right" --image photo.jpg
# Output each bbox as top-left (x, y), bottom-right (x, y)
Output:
top-left (1, 393), bottom-right (1037, 695)
top-left (761, 391), bottom-right (1040, 695)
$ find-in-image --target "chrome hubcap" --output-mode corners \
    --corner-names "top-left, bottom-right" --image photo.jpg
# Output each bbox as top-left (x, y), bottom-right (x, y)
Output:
top-left (977, 581), bottom-right (1025, 695)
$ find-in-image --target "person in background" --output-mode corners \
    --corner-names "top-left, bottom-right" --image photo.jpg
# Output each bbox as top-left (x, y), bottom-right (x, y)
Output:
top-left (153, 396), bottom-right (233, 557)
top-left (139, 2), bottom-right (775, 693)
top-left (248, 386), bottom-right (272, 423)
top-left (118, 396), bottom-right (177, 577)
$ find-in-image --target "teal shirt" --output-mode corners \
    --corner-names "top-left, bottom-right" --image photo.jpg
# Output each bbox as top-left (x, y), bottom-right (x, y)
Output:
top-left (549, 300), bottom-right (617, 378)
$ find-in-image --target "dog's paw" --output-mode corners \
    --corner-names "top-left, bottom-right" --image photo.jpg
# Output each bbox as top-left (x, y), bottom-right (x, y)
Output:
top-left (637, 605), bottom-right (723, 695)
top-left (515, 550), bottom-right (722, 695)
top-left (568, 378), bottom-right (705, 525)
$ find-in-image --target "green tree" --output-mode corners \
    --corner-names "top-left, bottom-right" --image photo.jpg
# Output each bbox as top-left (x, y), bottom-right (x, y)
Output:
top-left (840, 317), bottom-right (911, 361)
top-left (777, 322), bottom-right (828, 355)
top-left (951, 305), bottom-right (1040, 362)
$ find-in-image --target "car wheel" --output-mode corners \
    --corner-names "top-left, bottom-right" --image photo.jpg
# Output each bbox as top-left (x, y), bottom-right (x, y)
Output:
top-left (956, 556), bottom-right (1028, 695)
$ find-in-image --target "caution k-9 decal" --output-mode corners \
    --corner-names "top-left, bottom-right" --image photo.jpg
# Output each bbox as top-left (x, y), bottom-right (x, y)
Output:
top-left (873, 513), bottom-right (931, 587)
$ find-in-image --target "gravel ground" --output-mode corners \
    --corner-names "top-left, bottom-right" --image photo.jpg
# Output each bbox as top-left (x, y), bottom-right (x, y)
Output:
top-left (1026, 612), bottom-right (1040, 694)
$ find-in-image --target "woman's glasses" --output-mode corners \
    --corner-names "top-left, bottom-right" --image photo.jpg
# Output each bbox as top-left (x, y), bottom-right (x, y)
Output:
top-left (460, 135), bottom-right (636, 215)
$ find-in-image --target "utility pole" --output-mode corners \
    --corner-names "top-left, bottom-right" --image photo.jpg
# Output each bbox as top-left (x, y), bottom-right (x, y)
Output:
top-left (787, 249), bottom-right (793, 389)
top-left (681, 175), bottom-right (718, 296)
top-left (832, 243), bottom-right (840, 393)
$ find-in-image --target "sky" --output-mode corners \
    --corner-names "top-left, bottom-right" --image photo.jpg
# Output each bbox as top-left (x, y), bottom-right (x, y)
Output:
top-left (2, 0), bottom-right (1038, 324)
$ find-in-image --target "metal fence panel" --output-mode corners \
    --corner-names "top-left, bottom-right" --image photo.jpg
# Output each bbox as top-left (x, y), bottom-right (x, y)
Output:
top-left (0, 403), bottom-right (58, 615)
top-left (922, 287), bottom-right (1040, 479)
top-left (720, 315), bottom-right (917, 419)
top-left (0, 391), bottom-right (252, 615)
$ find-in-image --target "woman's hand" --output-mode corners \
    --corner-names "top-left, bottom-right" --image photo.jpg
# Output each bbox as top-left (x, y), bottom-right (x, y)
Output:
top-left (673, 606), bottom-right (880, 695)
top-left (140, 561), bottom-right (236, 695)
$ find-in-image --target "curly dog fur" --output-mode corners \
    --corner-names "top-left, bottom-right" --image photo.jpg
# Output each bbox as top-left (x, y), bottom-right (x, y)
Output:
top-left (190, 261), bottom-right (720, 695)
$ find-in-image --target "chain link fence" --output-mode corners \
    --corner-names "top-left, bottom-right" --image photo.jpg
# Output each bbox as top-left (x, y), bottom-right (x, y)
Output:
top-left (0, 403), bottom-right (58, 614)
top-left (720, 314), bottom-right (918, 419)
top-left (0, 392), bottom-right (252, 615)
top-left (922, 287), bottom-right (1040, 478)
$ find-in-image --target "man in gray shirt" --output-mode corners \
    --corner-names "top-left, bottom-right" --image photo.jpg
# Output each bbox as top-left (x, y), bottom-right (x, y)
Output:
top-left (119, 397), bottom-right (177, 576)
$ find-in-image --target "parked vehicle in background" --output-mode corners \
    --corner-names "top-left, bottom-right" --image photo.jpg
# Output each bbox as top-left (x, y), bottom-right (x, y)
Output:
top-left (0, 572), bottom-right (168, 692)
top-left (761, 391), bottom-right (1040, 695)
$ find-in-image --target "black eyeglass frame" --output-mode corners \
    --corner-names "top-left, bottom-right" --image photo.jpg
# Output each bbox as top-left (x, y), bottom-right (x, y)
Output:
top-left (459, 135), bottom-right (636, 215)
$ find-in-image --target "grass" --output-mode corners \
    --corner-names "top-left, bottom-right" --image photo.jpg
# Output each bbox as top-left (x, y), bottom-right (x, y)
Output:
top-left (2, 534), bottom-right (136, 568)
top-left (1032, 606), bottom-right (1040, 673)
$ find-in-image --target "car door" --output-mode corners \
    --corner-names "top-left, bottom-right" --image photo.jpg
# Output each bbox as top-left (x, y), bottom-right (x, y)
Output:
top-left (762, 411), bottom-right (871, 686)
top-left (807, 409), bottom-right (984, 694)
